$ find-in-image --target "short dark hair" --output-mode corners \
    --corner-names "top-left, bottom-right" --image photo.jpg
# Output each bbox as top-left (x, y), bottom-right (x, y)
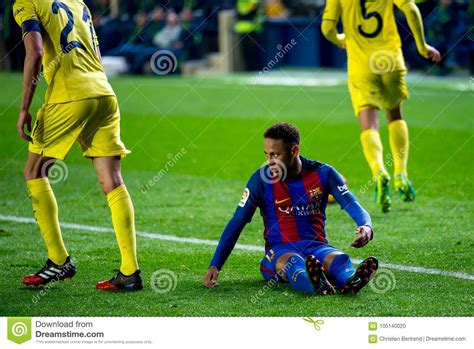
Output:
top-left (263, 122), bottom-right (300, 145)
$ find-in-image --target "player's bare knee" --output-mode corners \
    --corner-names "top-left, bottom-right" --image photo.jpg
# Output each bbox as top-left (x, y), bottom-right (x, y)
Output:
top-left (359, 108), bottom-right (379, 130)
top-left (275, 253), bottom-right (301, 280)
top-left (322, 251), bottom-right (346, 272)
top-left (23, 163), bottom-right (37, 181)
top-left (99, 175), bottom-right (124, 195)
top-left (23, 156), bottom-right (52, 181)
top-left (386, 108), bottom-right (403, 123)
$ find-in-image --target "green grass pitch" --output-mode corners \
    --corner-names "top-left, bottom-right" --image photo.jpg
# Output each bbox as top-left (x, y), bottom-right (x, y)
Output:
top-left (0, 71), bottom-right (472, 316)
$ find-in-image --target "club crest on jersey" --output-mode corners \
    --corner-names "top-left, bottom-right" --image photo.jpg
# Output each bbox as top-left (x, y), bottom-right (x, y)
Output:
top-left (238, 188), bottom-right (250, 207)
top-left (308, 187), bottom-right (322, 201)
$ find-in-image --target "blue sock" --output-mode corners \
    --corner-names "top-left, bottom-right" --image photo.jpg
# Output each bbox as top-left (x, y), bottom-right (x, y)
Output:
top-left (284, 255), bottom-right (314, 293)
top-left (328, 254), bottom-right (355, 288)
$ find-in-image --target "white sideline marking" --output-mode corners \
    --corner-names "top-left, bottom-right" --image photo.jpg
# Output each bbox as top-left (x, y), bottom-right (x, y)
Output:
top-left (1, 214), bottom-right (473, 281)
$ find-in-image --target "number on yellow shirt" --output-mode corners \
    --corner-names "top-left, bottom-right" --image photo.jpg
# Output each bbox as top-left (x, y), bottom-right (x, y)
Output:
top-left (358, 0), bottom-right (383, 38)
top-left (52, 0), bottom-right (86, 53)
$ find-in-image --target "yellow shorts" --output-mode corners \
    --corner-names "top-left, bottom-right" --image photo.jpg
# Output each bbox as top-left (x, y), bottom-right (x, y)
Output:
top-left (29, 96), bottom-right (130, 160)
top-left (348, 70), bottom-right (409, 116)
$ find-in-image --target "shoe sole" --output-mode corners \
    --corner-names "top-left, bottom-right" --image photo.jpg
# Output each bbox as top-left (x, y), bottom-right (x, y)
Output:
top-left (397, 188), bottom-right (415, 202)
top-left (23, 274), bottom-right (76, 287)
top-left (340, 257), bottom-right (378, 295)
top-left (395, 183), bottom-right (416, 202)
top-left (305, 256), bottom-right (336, 295)
top-left (96, 277), bottom-right (143, 292)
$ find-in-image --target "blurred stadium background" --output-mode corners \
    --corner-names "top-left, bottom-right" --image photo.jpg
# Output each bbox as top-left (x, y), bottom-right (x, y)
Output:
top-left (1, 0), bottom-right (473, 76)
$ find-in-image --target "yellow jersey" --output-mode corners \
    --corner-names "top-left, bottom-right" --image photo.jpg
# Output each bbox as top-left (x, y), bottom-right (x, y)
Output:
top-left (13, 0), bottom-right (115, 104)
top-left (323, 0), bottom-right (411, 76)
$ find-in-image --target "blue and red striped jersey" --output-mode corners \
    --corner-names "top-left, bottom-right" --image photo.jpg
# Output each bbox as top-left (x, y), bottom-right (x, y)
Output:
top-left (210, 156), bottom-right (372, 269)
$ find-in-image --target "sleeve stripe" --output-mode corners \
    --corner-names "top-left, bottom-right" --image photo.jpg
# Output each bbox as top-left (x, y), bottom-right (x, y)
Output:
top-left (21, 19), bottom-right (41, 36)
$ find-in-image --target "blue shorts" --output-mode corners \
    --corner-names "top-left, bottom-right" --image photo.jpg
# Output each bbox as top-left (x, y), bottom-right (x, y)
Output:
top-left (259, 240), bottom-right (343, 281)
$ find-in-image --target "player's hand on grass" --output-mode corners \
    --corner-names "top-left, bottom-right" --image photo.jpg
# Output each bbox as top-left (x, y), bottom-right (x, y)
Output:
top-left (17, 109), bottom-right (33, 142)
top-left (423, 45), bottom-right (441, 63)
top-left (350, 225), bottom-right (373, 248)
top-left (203, 266), bottom-right (219, 288)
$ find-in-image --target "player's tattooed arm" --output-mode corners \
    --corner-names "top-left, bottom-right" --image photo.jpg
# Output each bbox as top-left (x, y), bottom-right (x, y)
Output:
top-left (18, 31), bottom-right (43, 142)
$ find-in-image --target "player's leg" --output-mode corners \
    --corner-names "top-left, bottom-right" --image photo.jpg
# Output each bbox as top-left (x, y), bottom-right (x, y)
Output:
top-left (323, 252), bottom-right (380, 294)
top-left (92, 156), bottom-right (142, 291)
top-left (260, 247), bottom-right (318, 293)
top-left (305, 243), bottom-right (354, 289)
top-left (273, 251), bottom-right (335, 294)
top-left (307, 243), bottom-right (378, 294)
top-left (22, 152), bottom-right (75, 286)
top-left (359, 108), bottom-right (385, 176)
top-left (322, 251), bottom-right (354, 288)
top-left (21, 100), bottom-right (86, 286)
top-left (359, 109), bottom-right (391, 213)
top-left (77, 96), bottom-right (140, 290)
top-left (383, 71), bottom-right (415, 201)
top-left (349, 77), bottom-right (391, 212)
top-left (275, 252), bottom-right (314, 293)
top-left (339, 257), bottom-right (379, 295)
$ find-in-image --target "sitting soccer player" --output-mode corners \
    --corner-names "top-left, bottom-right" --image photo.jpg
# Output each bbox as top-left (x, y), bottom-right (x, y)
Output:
top-left (203, 123), bottom-right (378, 294)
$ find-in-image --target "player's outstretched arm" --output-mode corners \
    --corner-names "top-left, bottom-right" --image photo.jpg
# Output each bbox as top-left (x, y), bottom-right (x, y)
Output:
top-left (203, 214), bottom-right (251, 288)
top-left (327, 166), bottom-right (373, 248)
top-left (17, 31), bottom-right (43, 142)
top-left (397, 0), bottom-right (441, 62)
top-left (203, 174), bottom-right (262, 288)
top-left (321, 0), bottom-right (345, 48)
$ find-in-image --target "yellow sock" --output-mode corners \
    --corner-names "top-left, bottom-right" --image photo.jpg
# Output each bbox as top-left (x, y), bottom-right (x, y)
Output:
top-left (360, 129), bottom-right (387, 177)
top-left (389, 119), bottom-right (409, 177)
top-left (107, 184), bottom-right (138, 275)
top-left (26, 178), bottom-right (68, 265)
